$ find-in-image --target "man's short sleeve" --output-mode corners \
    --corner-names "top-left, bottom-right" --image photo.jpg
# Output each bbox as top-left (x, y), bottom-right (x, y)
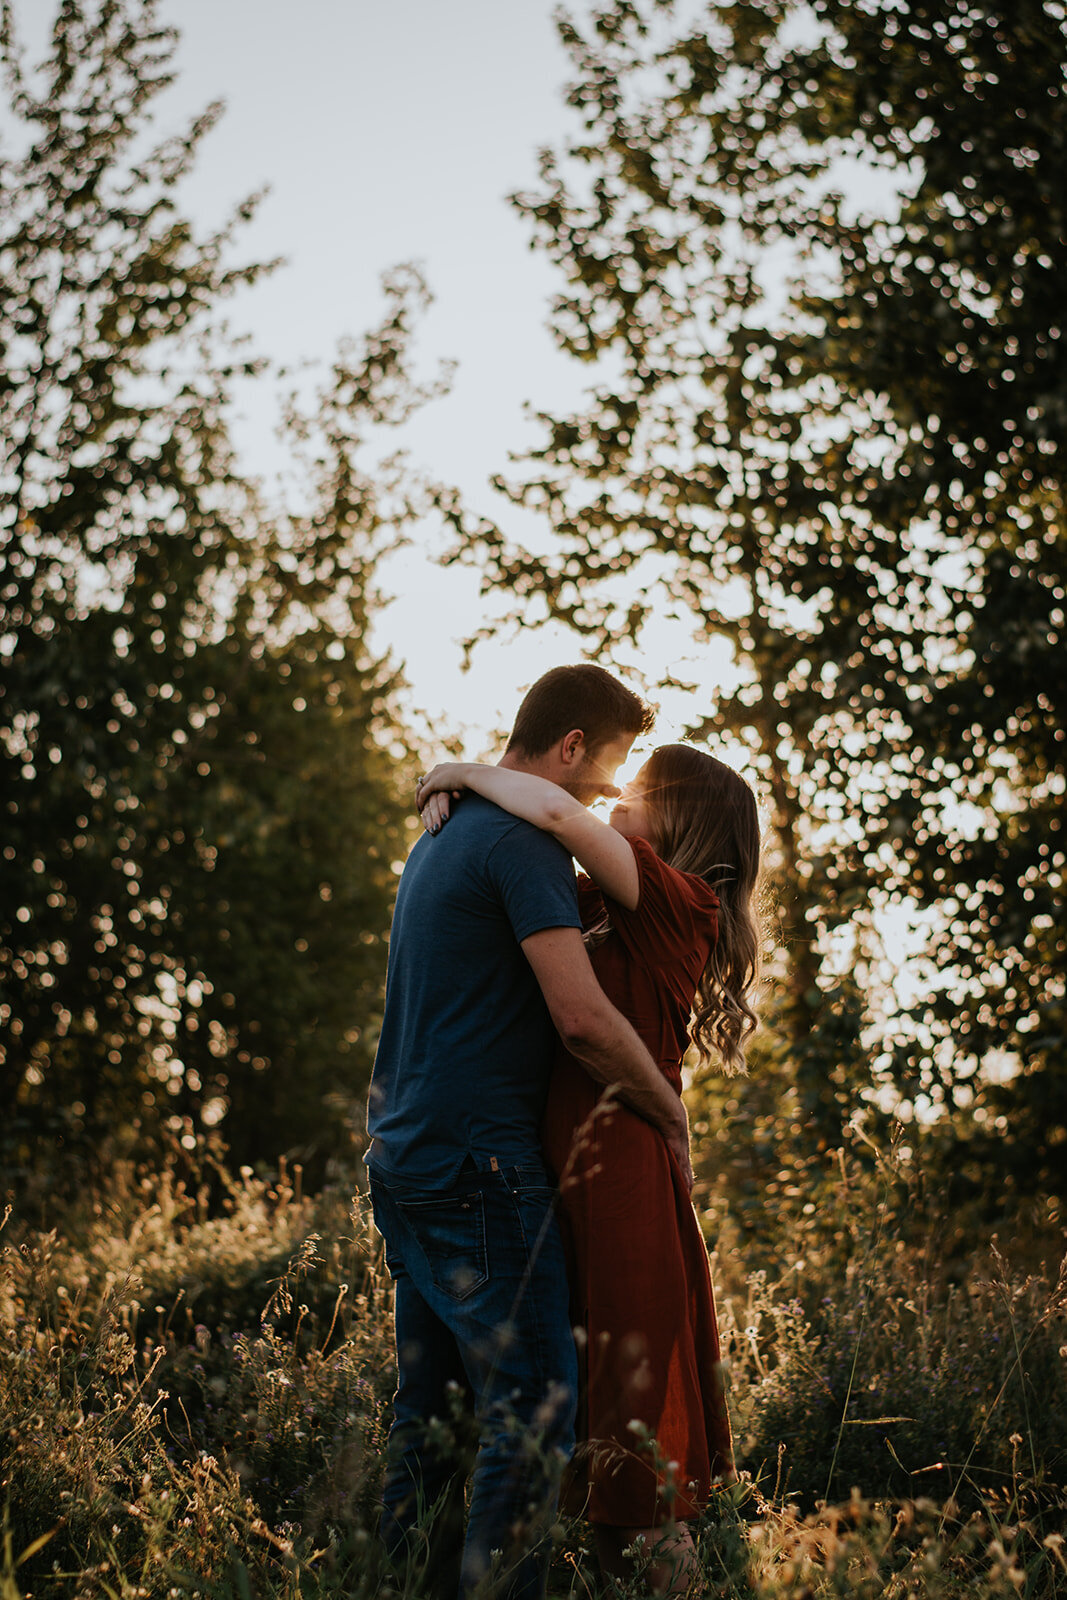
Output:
top-left (487, 822), bottom-right (582, 944)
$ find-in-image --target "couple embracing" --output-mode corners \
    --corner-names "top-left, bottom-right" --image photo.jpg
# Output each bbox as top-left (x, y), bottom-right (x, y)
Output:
top-left (365, 665), bottom-right (761, 1599)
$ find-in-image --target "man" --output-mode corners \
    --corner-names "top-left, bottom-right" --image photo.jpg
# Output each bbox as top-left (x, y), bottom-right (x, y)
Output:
top-left (365, 664), bottom-right (691, 1600)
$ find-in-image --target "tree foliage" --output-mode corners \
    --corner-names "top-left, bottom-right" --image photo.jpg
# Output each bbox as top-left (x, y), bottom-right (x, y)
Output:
top-left (0, 0), bottom-right (438, 1180)
top-left (447, 0), bottom-right (1065, 1189)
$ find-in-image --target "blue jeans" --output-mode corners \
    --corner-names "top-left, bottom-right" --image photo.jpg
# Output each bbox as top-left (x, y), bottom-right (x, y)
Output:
top-left (369, 1158), bottom-right (578, 1600)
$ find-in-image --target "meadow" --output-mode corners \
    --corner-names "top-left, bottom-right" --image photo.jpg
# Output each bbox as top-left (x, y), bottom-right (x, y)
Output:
top-left (2, 1139), bottom-right (1064, 1599)
top-left (3, 4), bottom-right (1064, 1594)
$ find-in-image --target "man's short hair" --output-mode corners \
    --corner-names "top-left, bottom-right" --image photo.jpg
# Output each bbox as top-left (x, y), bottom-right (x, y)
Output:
top-left (505, 664), bottom-right (654, 758)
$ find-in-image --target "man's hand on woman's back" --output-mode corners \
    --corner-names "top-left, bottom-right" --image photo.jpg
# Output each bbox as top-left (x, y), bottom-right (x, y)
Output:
top-left (521, 926), bottom-right (694, 1189)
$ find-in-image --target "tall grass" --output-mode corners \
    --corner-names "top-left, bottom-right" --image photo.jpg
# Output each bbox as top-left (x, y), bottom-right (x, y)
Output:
top-left (1, 1144), bottom-right (1064, 1598)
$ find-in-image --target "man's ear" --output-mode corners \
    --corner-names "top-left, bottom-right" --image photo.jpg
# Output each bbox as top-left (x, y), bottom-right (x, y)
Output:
top-left (559, 729), bottom-right (586, 766)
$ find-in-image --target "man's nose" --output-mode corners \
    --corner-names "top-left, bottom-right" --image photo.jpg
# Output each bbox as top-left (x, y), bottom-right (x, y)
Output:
top-left (601, 782), bottom-right (621, 799)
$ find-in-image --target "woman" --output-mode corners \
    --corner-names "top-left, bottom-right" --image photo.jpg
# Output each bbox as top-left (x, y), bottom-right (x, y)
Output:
top-left (416, 743), bottom-right (761, 1596)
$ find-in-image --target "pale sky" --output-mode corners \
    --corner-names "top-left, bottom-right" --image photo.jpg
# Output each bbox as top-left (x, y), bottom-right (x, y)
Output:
top-left (11, 0), bottom-right (734, 758)
top-left (12, 0), bottom-right (935, 1009)
top-left (166, 0), bottom-right (656, 756)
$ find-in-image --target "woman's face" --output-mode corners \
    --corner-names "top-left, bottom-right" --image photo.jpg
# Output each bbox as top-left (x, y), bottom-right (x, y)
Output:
top-left (609, 762), bottom-right (660, 847)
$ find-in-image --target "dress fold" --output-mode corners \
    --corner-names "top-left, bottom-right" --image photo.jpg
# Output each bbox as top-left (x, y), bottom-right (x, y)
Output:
top-left (542, 837), bottom-right (734, 1527)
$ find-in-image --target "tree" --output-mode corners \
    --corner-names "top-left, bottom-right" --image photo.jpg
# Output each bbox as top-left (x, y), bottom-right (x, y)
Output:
top-left (445, 0), bottom-right (1065, 1190)
top-left (0, 0), bottom-right (438, 1181)
top-left (774, 0), bottom-right (1066, 1192)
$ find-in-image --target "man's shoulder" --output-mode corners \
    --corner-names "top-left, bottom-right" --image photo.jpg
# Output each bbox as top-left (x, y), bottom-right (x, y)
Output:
top-left (453, 794), bottom-right (568, 852)
top-left (405, 794), bottom-right (512, 860)
top-left (454, 791), bottom-right (520, 831)
top-left (480, 804), bottom-right (574, 867)
top-left (448, 798), bottom-right (578, 905)
top-left (401, 796), bottom-right (561, 879)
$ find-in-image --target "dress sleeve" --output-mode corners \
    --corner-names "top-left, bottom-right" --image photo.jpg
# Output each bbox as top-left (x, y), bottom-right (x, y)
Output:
top-left (601, 836), bottom-right (718, 969)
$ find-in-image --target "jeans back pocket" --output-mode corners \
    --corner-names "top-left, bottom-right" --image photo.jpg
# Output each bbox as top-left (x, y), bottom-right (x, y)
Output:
top-left (397, 1191), bottom-right (489, 1302)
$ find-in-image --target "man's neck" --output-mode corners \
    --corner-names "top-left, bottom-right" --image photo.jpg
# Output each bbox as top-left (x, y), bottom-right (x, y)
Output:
top-left (498, 750), bottom-right (550, 778)
top-left (499, 747), bottom-right (582, 798)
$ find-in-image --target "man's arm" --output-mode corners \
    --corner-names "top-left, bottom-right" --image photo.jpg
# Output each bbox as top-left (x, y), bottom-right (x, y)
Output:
top-left (522, 925), bottom-right (693, 1189)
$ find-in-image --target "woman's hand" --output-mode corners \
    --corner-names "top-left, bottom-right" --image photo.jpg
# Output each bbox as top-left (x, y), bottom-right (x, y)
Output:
top-left (420, 790), bottom-right (452, 834)
top-left (416, 763), bottom-right (470, 835)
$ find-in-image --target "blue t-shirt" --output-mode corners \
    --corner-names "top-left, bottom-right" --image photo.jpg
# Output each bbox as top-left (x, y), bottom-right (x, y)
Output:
top-left (366, 794), bottom-right (582, 1184)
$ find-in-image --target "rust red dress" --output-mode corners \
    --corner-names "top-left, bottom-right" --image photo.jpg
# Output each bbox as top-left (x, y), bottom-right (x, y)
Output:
top-left (542, 835), bottom-right (734, 1527)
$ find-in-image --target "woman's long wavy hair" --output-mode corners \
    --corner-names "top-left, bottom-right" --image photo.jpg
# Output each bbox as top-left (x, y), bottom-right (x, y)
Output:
top-left (640, 743), bottom-right (762, 1074)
